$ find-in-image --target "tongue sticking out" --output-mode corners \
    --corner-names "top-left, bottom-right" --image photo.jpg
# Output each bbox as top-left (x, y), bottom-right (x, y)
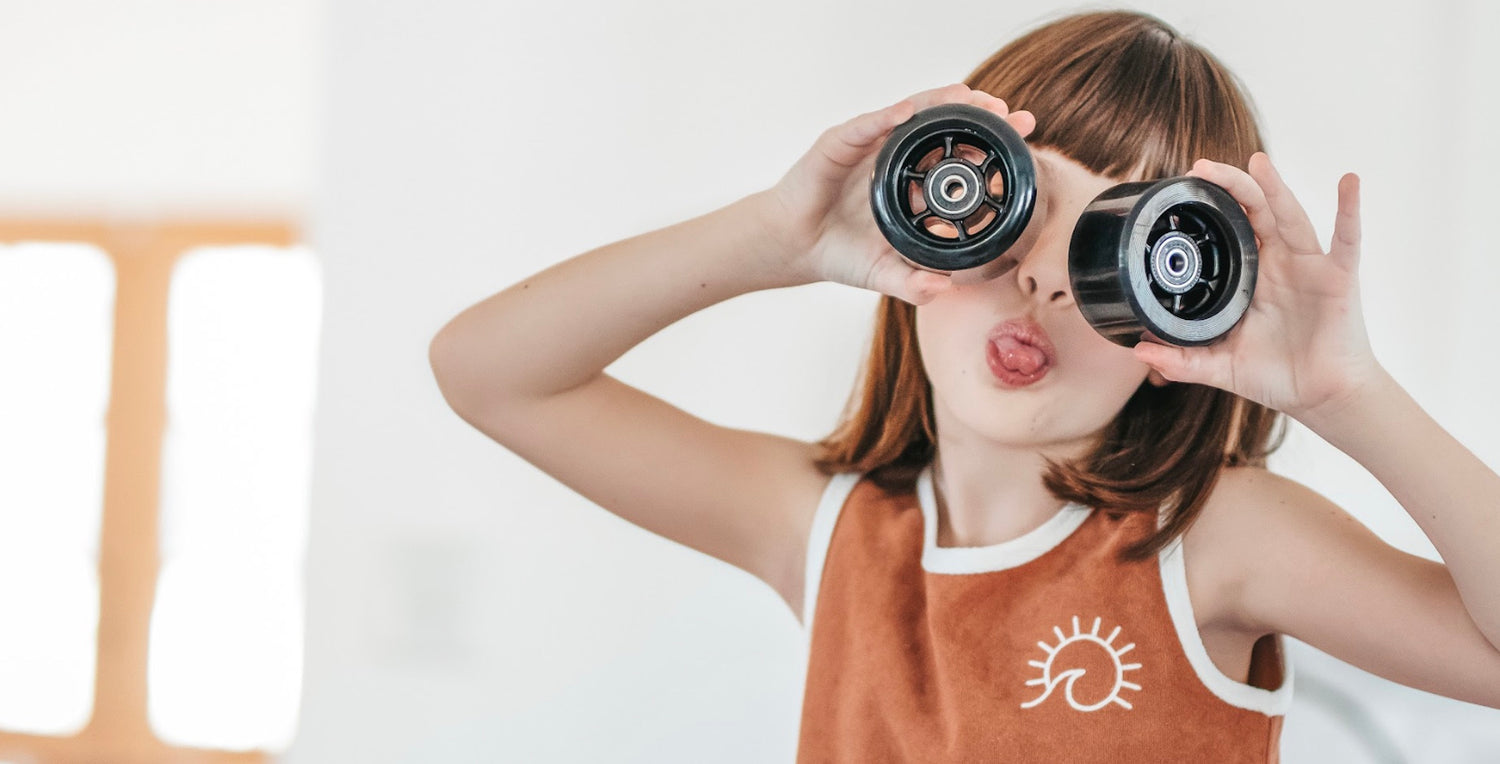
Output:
top-left (993, 335), bottom-right (1048, 375)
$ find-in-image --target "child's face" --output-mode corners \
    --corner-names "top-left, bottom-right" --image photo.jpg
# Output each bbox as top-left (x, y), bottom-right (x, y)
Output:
top-left (914, 147), bottom-right (1163, 453)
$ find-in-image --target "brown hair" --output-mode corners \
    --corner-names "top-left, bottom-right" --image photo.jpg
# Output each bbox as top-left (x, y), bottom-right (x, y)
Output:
top-left (812, 9), bottom-right (1287, 562)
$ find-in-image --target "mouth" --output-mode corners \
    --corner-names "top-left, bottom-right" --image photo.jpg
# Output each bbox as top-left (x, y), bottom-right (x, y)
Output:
top-left (985, 318), bottom-right (1057, 388)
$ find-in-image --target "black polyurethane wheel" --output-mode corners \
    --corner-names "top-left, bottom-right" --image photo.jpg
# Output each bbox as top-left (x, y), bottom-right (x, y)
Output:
top-left (870, 103), bottom-right (1035, 277)
top-left (1068, 177), bottom-right (1257, 347)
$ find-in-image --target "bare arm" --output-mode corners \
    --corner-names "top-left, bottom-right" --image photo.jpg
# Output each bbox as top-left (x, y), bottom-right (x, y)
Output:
top-left (429, 191), bottom-right (832, 609)
top-left (429, 190), bottom-right (805, 407)
top-left (428, 83), bottom-right (1033, 615)
top-left (1300, 371), bottom-right (1500, 653)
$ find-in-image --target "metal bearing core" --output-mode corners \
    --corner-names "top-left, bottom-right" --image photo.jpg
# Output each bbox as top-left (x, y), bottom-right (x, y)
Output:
top-left (923, 160), bottom-right (986, 219)
top-left (1149, 231), bottom-right (1202, 295)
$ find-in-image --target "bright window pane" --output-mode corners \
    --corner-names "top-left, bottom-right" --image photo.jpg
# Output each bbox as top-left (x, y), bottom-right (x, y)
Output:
top-left (0, 243), bottom-right (113, 735)
top-left (149, 555), bottom-right (304, 751)
top-left (150, 245), bottom-right (319, 751)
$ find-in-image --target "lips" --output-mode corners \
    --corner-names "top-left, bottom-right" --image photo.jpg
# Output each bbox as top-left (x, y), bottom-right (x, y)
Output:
top-left (985, 319), bottom-right (1056, 387)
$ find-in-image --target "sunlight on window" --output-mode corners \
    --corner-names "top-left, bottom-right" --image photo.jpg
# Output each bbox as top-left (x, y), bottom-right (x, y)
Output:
top-left (0, 244), bottom-right (113, 735)
top-left (149, 245), bottom-right (319, 751)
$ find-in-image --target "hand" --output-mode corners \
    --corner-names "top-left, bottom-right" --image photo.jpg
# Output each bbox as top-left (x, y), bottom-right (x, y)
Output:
top-left (758, 83), bottom-right (1036, 306)
top-left (1131, 152), bottom-right (1386, 422)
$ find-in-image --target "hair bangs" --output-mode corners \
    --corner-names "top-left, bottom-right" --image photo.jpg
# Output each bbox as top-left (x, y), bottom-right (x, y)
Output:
top-left (965, 11), bottom-right (1265, 181)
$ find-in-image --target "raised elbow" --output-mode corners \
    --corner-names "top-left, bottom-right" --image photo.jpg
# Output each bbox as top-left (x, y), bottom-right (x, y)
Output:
top-left (428, 323), bottom-right (473, 415)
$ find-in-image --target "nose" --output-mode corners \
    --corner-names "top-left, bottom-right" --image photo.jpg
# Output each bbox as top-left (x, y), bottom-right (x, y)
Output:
top-left (1013, 235), bottom-right (1074, 307)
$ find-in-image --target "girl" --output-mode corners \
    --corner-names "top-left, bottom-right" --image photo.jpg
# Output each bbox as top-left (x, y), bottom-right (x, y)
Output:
top-left (428, 10), bottom-right (1500, 762)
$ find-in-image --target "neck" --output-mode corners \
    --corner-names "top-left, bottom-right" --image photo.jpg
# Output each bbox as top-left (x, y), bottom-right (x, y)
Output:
top-left (929, 402), bottom-right (1096, 548)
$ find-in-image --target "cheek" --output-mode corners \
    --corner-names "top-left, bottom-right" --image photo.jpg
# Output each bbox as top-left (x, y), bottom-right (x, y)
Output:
top-left (914, 306), bottom-right (961, 382)
top-left (914, 295), bottom-right (992, 382)
top-left (1064, 328), bottom-right (1152, 397)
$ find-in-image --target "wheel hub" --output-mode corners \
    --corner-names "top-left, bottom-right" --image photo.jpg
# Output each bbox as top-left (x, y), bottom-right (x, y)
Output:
top-left (1149, 231), bottom-right (1202, 295)
top-left (924, 159), bottom-right (986, 219)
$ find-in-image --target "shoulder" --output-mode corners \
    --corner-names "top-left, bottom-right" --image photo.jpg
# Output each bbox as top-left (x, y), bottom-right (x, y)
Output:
top-left (1196, 465), bottom-right (1330, 537)
top-left (1180, 467), bottom-right (1304, 633)
top-left (1193, 465), bottom-right (1362, 563)
top-left (1184, 465), bottom-right (1369, 632)
top-left (1185, 466), bottom-right (1500, 710)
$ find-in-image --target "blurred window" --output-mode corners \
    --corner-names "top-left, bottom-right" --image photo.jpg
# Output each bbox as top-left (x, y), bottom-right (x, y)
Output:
top-left (0, 221), bottom-right (310, 764)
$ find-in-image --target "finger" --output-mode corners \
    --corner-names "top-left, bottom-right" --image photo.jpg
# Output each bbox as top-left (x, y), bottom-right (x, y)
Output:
top-left (969, 89), bottom-right (1010, 115)
top-left (1248, 152), bottom-right (1321, 254)
top-left (1188, 158), bottom-right (1281, 253)
top-left (906, 82), bottom-right (975, 113)
top-left (1133, 340), bottom-right (1230, 390)
top-left (1007, 109), bottom-right (1037, 139)
top-left (1330, 172), bottom-right (1361, 269)
top-left (817, 98), bottom-right (918, 169)
top-left (818, 83), bottom-right (974, 169)
top-left (966, 90), bottom-right (1035, 138)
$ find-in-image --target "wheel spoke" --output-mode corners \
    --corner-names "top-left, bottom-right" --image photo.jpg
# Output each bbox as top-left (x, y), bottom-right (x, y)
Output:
top-left (910, 210), bottom-right (934, 227)
top-left (903, 168), bottom-right (927, 182)
top-left (953, 218), bottom-right (969, 241)
top-left (943, 135), bottom-right (954, 159)
top-left (1185, 283), bottom-right (1211, 313)
top-left (1178, 208), bottom-right (1205, 234)
top-left (1201, 250), bottom-right (1221, 279)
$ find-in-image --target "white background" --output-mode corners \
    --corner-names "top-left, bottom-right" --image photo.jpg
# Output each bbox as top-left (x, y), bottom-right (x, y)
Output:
top-left (304, 1), bottom-right (1500, 760)
top-left (3, 0), bottom-right (1498, 761)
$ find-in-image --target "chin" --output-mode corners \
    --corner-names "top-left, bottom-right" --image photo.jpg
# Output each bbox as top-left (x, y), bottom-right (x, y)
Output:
top-left (937, 386), bottom-right (1104, 448)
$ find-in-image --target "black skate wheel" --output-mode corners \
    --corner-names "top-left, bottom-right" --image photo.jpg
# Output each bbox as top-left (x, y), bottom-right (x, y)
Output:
top-left (1068, 177), bottom-right (1257, 347)
top-left (870, 103), bottom-right (1036, 280)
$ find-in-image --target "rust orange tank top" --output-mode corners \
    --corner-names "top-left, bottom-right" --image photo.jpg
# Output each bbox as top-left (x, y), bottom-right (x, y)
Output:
top-left (797, 465), bottom-right (1292, 763)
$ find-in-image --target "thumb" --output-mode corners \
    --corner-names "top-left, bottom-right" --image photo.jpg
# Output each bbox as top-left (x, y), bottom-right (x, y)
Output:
top-left (1133, 340), bottom-right (1226, 389)
top-left (904, 268), bottom-right (955, 305)
top-left (869, 257), bottom-right (952, 305)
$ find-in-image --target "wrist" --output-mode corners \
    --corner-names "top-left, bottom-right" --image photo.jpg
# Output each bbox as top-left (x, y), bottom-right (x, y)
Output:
top-left (742, 188), bottom-right (818, 287)
top-left (1294, 363), bottom-right (1402, 440)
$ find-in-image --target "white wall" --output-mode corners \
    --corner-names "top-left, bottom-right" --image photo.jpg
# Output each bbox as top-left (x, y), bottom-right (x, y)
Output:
top-left (0, 0), bottom-right (318, 217)
top-left (296, 1), bottom-right (1500, 762)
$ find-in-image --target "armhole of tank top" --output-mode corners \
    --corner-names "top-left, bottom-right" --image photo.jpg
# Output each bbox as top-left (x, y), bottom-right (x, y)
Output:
top-left (802, 471), bottom-right (862, 640)
top-left (1156, 513), bottom-right (1296, 716)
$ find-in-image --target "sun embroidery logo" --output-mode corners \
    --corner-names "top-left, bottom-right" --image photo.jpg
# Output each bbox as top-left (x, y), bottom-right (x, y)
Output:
top-left (1021, 615), bottom-right (1142, 711)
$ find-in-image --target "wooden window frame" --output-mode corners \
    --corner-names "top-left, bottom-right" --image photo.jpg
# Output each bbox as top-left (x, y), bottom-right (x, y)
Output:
top-left (0, 218), bottom-right (300, 764)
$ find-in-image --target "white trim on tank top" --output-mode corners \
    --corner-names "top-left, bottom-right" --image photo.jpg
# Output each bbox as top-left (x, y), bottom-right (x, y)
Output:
top-left (802, 471), bottom-right (861, 638)
top-left (1156, 512), bottom-right (1295, 715)
top-left (915, 464), bottom-right (1092, 575)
